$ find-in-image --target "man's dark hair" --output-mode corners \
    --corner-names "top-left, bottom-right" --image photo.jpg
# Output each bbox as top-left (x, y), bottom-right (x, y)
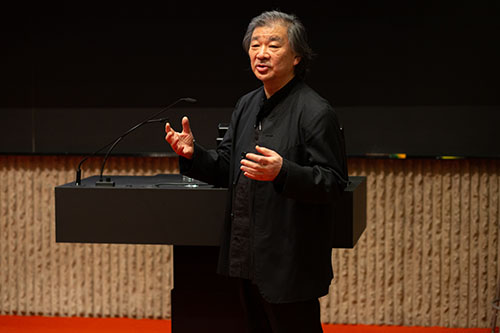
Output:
top-left (242, 10), bottom-right (314, 79)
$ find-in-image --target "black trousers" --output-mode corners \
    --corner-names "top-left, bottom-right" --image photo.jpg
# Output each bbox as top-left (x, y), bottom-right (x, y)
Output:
top-left (238, 279), bottom-right (323, 333)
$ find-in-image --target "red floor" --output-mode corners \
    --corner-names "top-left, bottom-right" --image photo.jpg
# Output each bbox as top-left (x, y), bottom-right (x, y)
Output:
top-left (0, 315), bottom-right (491, 333)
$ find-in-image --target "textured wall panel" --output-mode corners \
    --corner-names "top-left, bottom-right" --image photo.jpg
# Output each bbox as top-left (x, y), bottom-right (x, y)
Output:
top-left (0, 156), bottom-right (499, 328)
top-left (320, 159), bottom-right (499, 328)
top-left (0, 156), bottom-right (177, 319)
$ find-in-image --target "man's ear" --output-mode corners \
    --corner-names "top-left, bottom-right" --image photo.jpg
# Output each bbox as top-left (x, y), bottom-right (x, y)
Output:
top-left (294, 56), bottom-right (302, 66)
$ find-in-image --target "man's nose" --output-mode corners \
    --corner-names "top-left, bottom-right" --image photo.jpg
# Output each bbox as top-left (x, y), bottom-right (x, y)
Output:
top-left (257, 46), bottom-right (269, 59)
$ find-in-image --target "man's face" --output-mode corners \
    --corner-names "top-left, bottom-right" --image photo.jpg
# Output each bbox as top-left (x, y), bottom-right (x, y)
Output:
top-left (248, 23), bottom-right (300, 87)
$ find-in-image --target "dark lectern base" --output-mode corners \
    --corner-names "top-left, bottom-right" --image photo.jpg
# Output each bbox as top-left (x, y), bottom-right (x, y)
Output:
top-left (172, 246), bottom-right (245, 332)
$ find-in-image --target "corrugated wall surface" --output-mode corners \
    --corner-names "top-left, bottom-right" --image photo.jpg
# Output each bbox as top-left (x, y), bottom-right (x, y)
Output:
top-left (324, 158), bottom-right (499, 328)
top-left (0, 156), bottom-right (177, 318)
top-left (0, 156), bottom-right (498, 327)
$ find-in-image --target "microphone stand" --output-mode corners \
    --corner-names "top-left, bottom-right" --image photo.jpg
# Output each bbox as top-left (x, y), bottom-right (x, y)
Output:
top-left (74, 97), bottom-right (196, 186)
top-left (95, 117), bottom-right (168, 186)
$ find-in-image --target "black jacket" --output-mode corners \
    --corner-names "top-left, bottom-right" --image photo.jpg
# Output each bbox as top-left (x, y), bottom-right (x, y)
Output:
top-left (180, 80), bottom-right (348, 303)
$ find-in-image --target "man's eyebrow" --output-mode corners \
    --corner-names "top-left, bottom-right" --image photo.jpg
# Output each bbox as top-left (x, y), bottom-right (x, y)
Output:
top-left (251, 35), bottom-right (283, 42)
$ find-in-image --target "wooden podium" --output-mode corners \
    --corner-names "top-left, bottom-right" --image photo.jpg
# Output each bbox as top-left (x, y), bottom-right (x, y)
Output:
top-left (55, 174), bottom-right (366, 332)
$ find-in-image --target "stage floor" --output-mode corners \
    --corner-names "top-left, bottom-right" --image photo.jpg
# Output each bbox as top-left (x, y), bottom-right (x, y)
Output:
top-left (0, 315), bottom-right (490, 333)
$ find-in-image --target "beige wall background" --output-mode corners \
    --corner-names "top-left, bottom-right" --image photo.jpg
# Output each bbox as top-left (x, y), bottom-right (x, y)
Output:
top-left (0, 155), bottom-right (498, 328)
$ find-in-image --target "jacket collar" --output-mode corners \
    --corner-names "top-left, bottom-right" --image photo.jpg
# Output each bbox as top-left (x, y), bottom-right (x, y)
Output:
top-left (256, 76), bottom-right (301, 127)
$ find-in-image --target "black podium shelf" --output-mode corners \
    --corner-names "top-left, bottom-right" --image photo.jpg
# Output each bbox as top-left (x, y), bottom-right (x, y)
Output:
top-left (55, 174), bottom-right (226, 246)
top-left (55, 174), bottom-right (366, 248)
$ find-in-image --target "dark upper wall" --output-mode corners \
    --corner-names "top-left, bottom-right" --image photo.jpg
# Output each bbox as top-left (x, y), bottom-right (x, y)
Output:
top-left (1, 3), bottom-right (499, 156)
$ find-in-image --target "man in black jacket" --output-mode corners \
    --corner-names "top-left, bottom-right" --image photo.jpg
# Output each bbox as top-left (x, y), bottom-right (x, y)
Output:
top-left (165, 10), bottom-right (348, 333)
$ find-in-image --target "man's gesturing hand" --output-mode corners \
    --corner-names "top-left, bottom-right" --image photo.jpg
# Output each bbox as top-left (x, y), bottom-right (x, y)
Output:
top-left (240, 145), bottom-right (283, 181)
top-left (165, 116), bottom-right (194, 159)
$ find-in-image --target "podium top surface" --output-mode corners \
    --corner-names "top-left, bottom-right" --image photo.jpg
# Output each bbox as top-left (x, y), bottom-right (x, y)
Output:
top-left (55, 174), bottom-right (366, 247)
top-left (55, 174), bottom-right (227, 246)
top-left (58, 174), bottom-right (222, 190)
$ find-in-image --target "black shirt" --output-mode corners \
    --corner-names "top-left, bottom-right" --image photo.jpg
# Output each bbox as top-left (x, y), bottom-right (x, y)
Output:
top-left (228, 76), bottom-right (300, 279)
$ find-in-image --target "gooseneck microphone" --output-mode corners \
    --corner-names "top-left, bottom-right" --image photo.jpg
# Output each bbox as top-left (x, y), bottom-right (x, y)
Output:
top-left (95, 117), bottom-right (169, 186)
top-left (74, 97), bottom-right (197, 186)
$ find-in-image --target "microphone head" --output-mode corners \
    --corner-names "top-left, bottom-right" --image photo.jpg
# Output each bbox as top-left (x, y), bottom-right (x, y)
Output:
top-left (182, 97), bottom-right (197, 103)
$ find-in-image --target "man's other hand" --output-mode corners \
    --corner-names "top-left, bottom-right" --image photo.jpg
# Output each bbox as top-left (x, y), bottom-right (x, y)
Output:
top-left (165, 116), bottom-right (194, 159)
top-left (240, 145), bottom-right (283, 181)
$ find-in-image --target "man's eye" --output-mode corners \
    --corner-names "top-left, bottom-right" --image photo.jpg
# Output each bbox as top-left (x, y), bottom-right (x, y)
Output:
top-left (251, 44), bottom-right (260, 48)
